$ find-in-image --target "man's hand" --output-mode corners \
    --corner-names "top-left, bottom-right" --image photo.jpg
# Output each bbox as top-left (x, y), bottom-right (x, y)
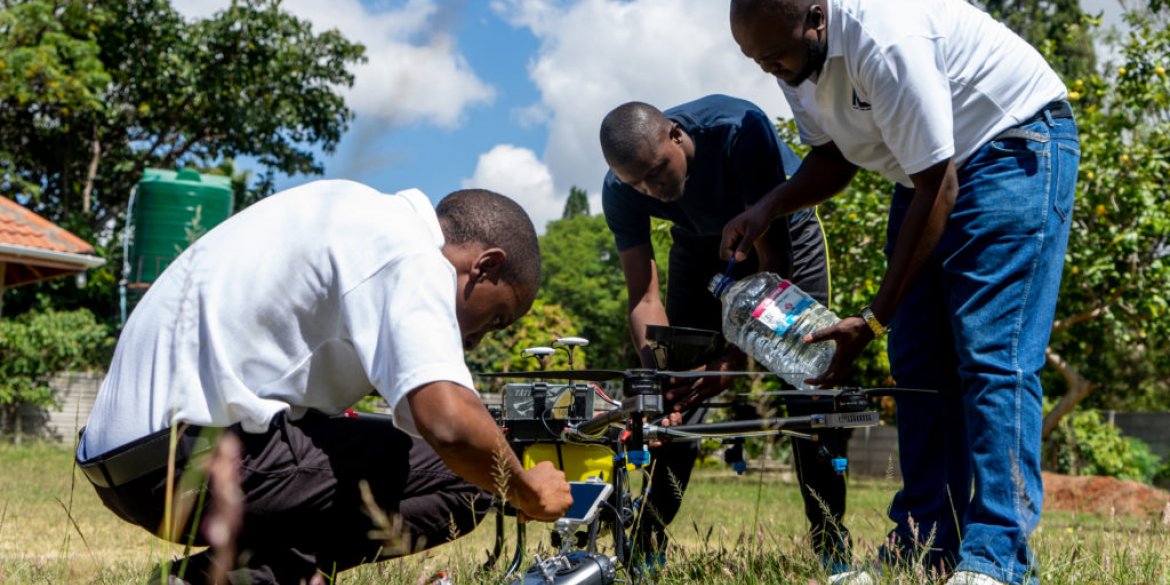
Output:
top-left (663, 348), bottom-right (747, 413)
top-left (721, 206), bottom-right (773, 262)
top-left (802, 316), bottom-right (874, 387)
top-left (511, 461), bottom-right (573, 522)
top-left (409, 382), bottom-right (571, 523)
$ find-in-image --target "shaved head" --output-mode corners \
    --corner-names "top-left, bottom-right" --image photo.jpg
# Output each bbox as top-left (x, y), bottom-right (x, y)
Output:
top-left (731, 0), bottom-right (815, 26)
top-left (599, 101), bottom-right (673, 169)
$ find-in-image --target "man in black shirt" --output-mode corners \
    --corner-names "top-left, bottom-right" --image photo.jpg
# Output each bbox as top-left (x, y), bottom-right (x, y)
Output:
top-left (600, 95), bottom-right (853, 577)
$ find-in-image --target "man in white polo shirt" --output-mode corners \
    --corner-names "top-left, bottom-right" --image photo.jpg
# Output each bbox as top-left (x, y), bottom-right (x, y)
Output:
top-left (724, 1), bottom-right (1079, 584)
top-left (77, 181), bottom-right (572, 584)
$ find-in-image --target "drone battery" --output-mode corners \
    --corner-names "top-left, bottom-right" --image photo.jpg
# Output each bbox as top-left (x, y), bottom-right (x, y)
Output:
top-left (522, 443), bottom-right (615, 483)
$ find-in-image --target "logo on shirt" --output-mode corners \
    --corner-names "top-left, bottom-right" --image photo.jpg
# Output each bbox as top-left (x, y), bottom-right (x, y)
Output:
top-left (851, 89), bottom-right (872, 111)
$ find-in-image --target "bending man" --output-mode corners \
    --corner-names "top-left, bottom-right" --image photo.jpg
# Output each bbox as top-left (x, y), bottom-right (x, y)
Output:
top-left (600, 95), bottom-right (852, 576)
top-left (727, 1), bottom-right (1079, 583)
top-left (78, 181), bottom-right (572, 584)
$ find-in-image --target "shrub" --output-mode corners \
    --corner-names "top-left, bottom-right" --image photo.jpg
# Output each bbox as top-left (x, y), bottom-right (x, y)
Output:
top-left (1043, 407), bottom-right (1163, 484)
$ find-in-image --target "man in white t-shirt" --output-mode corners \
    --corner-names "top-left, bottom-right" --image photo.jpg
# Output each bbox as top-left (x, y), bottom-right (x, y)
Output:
top-left (725, 1), bottom-right (1080, 584)
top-left (77, 181), bottom-right (572, 584)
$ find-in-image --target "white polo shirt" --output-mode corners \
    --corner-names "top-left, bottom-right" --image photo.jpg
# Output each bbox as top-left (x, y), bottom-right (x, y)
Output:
top-left (80, 180), bottom-right (475, 458)
top-left (781, 0), bottom-right (1068, 187)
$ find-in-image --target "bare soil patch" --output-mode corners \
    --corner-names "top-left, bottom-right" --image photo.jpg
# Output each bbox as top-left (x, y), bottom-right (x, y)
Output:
top-left (1044, 471), bottom-right (1170, 518)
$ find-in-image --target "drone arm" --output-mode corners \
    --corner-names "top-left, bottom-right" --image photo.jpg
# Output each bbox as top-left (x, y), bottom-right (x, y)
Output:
top-left (618, 244), bottom-right (669, 368)
top-left (650, 410), bottom-right (880, 441)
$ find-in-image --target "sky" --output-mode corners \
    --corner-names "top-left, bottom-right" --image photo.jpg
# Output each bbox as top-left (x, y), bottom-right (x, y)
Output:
top-left (171, 0), bottom-right (1128, 234)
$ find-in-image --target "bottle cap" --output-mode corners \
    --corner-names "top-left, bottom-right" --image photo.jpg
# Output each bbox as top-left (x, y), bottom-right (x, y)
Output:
top-left (712, 258), bottom-right (737, 297)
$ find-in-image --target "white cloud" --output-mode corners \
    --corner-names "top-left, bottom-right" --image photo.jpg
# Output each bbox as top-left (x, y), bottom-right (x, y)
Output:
top-left (171, 0), bottom-right (494, 128)
top-left (490, 0), bottom-right (794, 200)
top-left (461, 145), bottom-right (561, 233)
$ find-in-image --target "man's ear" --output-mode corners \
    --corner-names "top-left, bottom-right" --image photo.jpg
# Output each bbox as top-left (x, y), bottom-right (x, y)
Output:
top-left (473, 247), bottom-right (508, 282)
top-left (669, 122), bottom-right (685, 145)
top-left (809, 5), bottom-right (826, 31)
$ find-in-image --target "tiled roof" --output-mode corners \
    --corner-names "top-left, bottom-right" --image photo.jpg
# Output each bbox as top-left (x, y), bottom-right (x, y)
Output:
top-left (0, 196), bottom-right (95, 255)
top-left (1, 196), bottom-right (103, 288)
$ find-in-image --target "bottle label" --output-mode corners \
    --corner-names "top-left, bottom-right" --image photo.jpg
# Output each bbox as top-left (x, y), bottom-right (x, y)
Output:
top-left (752, 281), bottom-right (814, 336)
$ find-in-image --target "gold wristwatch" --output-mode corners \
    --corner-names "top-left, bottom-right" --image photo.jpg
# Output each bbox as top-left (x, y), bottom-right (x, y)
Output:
top-left (860, 306), bottom-right (890, 338)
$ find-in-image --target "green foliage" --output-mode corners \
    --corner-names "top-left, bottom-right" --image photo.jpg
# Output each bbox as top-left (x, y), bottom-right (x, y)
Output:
top-left (1044, 406), bottom-right (1163, 484)
top-left (973, 0), bottom-right (1097, 80)
top-left (0, 305), bottom-right (112, 441)
top-left (562, 185), bottom-right (591, 219)
top-left (538, 213), bottom-right (635, 369)
top-left (465, 299), bottom-right (581, 388)
top-left (0, 0), bottom-right (366, 322)
top-left (1045, 4), bottom-right (1170, 411)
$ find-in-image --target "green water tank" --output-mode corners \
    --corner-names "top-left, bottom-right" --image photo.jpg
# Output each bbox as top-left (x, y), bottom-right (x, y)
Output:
top-left (128, 168), bottom-right (234, 287)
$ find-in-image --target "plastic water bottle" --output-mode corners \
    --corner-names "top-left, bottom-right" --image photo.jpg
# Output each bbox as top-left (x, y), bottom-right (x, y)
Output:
top-left (708, 272), bottom-right (839, 389)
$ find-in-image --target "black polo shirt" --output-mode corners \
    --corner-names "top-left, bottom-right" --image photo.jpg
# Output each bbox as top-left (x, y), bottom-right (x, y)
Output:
top-left (602, 94), bottom-right (803, 251)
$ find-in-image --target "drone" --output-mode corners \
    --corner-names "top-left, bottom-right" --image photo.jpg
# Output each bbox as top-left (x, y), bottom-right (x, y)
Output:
top-left (475, 325), bottom-right (935, 585)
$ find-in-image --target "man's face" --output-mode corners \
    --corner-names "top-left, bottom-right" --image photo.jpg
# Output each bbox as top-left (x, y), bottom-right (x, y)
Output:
top-left (732, 6), bottom-right (826, 87)
top-left (612, 124), bottom-right (689, 203)
top-left (455, 277), bottom-right (533, 351)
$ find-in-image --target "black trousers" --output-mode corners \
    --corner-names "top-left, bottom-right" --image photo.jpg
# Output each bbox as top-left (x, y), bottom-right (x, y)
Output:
top-left (639, 210), bottom-right (851, 564)
top-left (83, 412), bottom-right (491, 584)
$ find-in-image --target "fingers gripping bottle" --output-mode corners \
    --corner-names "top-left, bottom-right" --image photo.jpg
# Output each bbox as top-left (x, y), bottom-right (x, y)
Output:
top-left (709, 272), bottom-right (839, 389)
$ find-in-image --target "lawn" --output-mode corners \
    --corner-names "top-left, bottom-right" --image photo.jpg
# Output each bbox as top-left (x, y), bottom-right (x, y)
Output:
top-left (0, 442), bottom-right (1167, 584)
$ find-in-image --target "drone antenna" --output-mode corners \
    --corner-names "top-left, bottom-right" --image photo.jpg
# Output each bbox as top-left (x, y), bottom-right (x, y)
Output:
top-left (552, 337), bottom-right (589, 369)
top-left (521, 347), bottom-right (555, 370)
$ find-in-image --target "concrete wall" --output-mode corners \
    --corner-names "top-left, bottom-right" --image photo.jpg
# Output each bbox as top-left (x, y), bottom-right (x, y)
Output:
top-left (1106, 411), bottom-right (1170, 458)
top-left (14, 371), bottom-right (102, 444)
top-left (844, 411), bottom-right (1170, 479)
top-left (846, 425), bottom-right (902, 480)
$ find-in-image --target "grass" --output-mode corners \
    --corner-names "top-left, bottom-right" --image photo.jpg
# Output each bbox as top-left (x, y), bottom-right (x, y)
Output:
top-left (1, 442), bottom-right (1167, 584)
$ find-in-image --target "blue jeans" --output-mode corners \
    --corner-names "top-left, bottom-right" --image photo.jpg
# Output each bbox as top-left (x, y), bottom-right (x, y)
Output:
top-left (880, 109), bottom-right (1079, 584)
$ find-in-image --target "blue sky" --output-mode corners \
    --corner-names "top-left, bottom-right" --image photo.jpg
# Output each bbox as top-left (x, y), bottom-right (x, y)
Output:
top-left (173, 0), bottom-right (1128, 233)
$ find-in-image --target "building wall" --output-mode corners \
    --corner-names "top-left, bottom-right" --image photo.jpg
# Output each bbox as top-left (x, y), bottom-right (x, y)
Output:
top-left (15, 371), bottom-right (102, 444)
top-left (845, 412), bottom-right (1170, 481)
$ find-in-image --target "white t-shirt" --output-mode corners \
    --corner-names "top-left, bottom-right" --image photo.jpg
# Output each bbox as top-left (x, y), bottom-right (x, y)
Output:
top-left (781, 0), bottom-right (1068, 187)
top-left (80, 180), bottom-right (475, 458)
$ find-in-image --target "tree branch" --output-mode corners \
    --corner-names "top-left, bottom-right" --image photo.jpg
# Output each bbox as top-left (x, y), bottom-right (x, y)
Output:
top-left (82, 125), bottom-right (101, 215)
top-left (1041, 347), bottom-right (1099, 439)
top-left (1051, 289), bottom-right (1124, 332)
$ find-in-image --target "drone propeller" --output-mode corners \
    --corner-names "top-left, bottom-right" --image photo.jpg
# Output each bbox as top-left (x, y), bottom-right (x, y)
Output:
top-left (740, 387), bottom-right (938, 399)
top-left (476, 368), bottom-right (805, 383)
top-left (661, 369), bottom-right (797, 380)
top-left (734, 389), bottom-right (841, 400)
top-left (476, 369), bottom-right (630, 382)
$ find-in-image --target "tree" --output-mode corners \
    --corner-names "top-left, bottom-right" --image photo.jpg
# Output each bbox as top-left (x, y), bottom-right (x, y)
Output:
top-left (465, 300), bottom-right (582, 391)
top-left (1041, 2), bottom-right (1170, 436)
top-left (973, 0), bottom-right (1098, 80)
top-left (562, 185), bottom-right (590, 219)
top-left (0, 306), bottom-right (111, 443)
top-left (538, 213), bottom-right (634, 369)
top-left (0, 0), bottom-right (365, 321)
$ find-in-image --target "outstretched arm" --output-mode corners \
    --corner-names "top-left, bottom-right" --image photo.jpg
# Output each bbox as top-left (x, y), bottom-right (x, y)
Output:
top-left (408, 382), bottom-right (572, 521)
top-left (721, 142), bottom-right (858, 261)
top-left (804, 158), bottom-right (957, 386)
top-left (619, 243), bottom-right (669, 368)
